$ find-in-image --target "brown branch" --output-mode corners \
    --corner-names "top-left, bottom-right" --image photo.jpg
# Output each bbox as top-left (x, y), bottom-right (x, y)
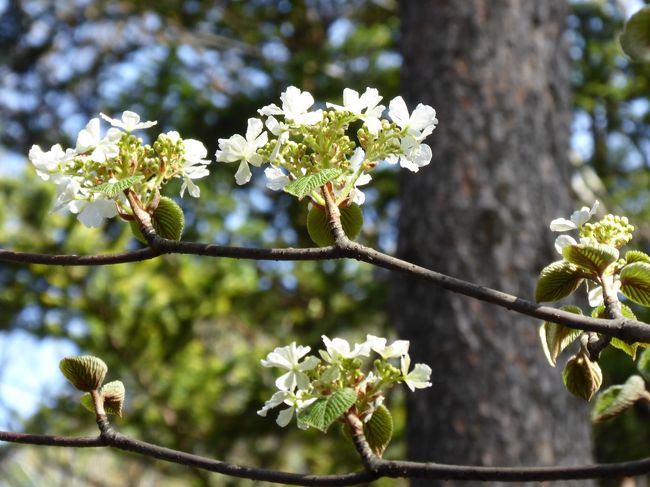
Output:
top-left (3, 427), bottom-right (650, 484)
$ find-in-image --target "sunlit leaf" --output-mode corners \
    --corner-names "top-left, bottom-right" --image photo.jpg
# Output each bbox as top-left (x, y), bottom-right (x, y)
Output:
top-left (298, 388), bottom-right (357, 432)
top-left (535, 261), bottom-right (588, 303)
top-left (92, 176), bottom-right (143, 197)
top-left (562, 353), bottom-right (602, 401)
top-left (562, 242), bottom-right (618, 274)
top-left (539, 305), bottom-right (583, 367)
top-left (363, 405), bottom-right (393, 457)
top-left (620, 262), bottom-right (650, 306)
top-left (60, 356), bottom-right (107, 392)
top-left (620, 6), bottom-right (650, 62)
top-left (284, 168), bottom-right (343, 199)
top-left (592, 375), bottom-right (646, 422)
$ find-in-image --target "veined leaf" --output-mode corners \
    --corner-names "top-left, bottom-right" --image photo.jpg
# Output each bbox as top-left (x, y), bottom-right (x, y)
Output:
top-left (620, 262), bottom-right (650, 306)
top-left (535, 260), bottom-right (588, 303)
top-left (639, 348), bottom-right (650, 381)
top-left (298, 388), bottom-right (357, 433)
top-left (131, 197), bottom-right (185, 242)
top-left (625, 250), bottom-right (650, 265)
top-left (592, 375), bottom-right (646, 422)
top-left (284, 168), bottom-right (342, 199)
top-left (620, 6), bottom-right (650, 62)
top-left (562, 242), bottom-right (618, 275)
top-left (92, 176), bottom-right (143, 197)
top-left (307, 203), bottom-right (363, 247)
top-left (363, 405), bottom-right (393, 457)
top-left (562, 353), bottom-right (602, 401)
top-left (593, 304), bottom-right (645, 358)
top-left (59, 356), bottom-right (107, 392)
top-left (81, 380), bottom-right (126, 417)
top-left (539, 305), bottom-right (583, 367)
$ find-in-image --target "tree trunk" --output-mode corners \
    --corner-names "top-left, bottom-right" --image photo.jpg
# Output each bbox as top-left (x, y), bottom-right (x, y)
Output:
top-left (393, 2), bottom-right (594, 485)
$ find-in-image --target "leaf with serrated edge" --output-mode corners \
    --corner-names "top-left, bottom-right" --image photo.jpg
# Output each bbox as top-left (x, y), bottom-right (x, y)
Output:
top-left (620, 6), bottom-right (650, 62)
top-left (284, 168), bottom-right (342, 199)
top-left (363, 405), bottom-right (393, 457)
top-left (540, 305), bottom-right (582, 367)
top-left (59, 356), bottom-right (107, 392)
top-left (562, 243), bottom-right (618, 274)
top-left (535, 261), bottom-right (588, 303)
top-left (562, 354), bottom-right (603, 401)
top-left (592, 375), bottom-right (646, 422)
top-left (639, 348), bottom-right (650, 381)
top-left (620, 262), bottom-right (650, 306)
top-left (92, 176), bottom-right (143, 197)
top-left (298, 388), bottom-right (357, 432)
top-left (307, 204), bottom-right (364, 247)
top-left (625, 250), bottom-right (650, 264)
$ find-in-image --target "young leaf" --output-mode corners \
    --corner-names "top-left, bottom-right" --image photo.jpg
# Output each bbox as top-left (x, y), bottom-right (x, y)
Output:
top-left (363, 405), bottom-right (393, 457)
top-left (60, 356), bottom-right (107, 392)
top-left (639, 348), bottom-right (650, 381)
top-left (539, 305), bottom-right (583, 367)
top-left (92, 176), bottom-right (143, 197)
top-left (131, 197), bottom-right (185, 242)
top-left (592, 304), bottom-right (643, 359)
top-left (80, 380), bottom-right (126, 416)
top-left (610, 338), bottom-right (641, 360)
top-left (625, 250), bottom-right (650, 265)
top-left (592, 375), bottom-right (646, 422)
top-left (298, 388), bottom-right (357, 432)
top-left (620, 6), bottom-right (650, 63)
top-left (535, 261), bottom-right (587, 303)
top-left (307, 203), bottom-right (363, 247)
top-left (620, 262), bottom-right (650, 306)
top-left (562, 353), bottom-right (603, 401)
top-left (562, 242), bottom-right (618, 274)
top-left (284, 168), bottom-right (343, 200)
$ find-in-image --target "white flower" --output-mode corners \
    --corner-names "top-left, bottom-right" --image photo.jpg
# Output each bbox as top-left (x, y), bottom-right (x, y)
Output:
top-left (388, 96), bottom-right (438, 140)
top-left (319, 335), bottom-right (370, 364)
top-left (257, 390), bottom-right (317, 429)
top-left (386, 137), bottom-right (433, 172)
top-left (588, 283), bottom-right (604, 307)
top-left (400, 354), bottom-right (432, 392)
top-left (100, 110), bottom-right (157, 132)
top-left (264, 166), bottom-right (290, 191)
top-left (347, 148), bottom-right (372, 205)
top-left (68, 196), bottom-right (119, 228)
top-left (29, 144), bottom-right (75, 181)
top-left (366, 335), bottom-right (410, 359)
top-left (327, 87), bottom-right (385, 134)
top-left (216, 118), bottom-right (268, 185)
top-left (180, 139), bottom-right (211, 198)
top-left (258, 86), bottom-right (323, 125)
top-left (261, 342), bottom-right (319, 392)
top-left (265, 116), bottom-right (290, 162)
top-left (549, 201), bottom-right (599, 232)
top-left (75, 118), bottom-right (121, 162)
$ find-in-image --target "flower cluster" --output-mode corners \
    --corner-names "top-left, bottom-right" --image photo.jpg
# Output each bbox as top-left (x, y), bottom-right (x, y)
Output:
top-left (29, 111), bottom-right (210, 228)
top-left (257, 334), bottom-right (432, 430)
top-left (216, 86), bottom-right (438, 207)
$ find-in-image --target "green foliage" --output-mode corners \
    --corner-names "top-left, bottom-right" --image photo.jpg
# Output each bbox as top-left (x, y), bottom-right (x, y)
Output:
top-left (539, 305), bottom-right (583, 367)
top-left (363, 405), bottom-right (393, 457)
top-left (298, 388), bottom-right (357, 433)
top-left (284, 169), bottom-right (343, 200)
top-left (307, 203), bottom-right (364, 247)
top-left (620, 6), bottom-right (650, 62)
top-left (59, 356), bottom-right (108, 392)
top-left (620, 262), bottom-right (650, 306)
top-left (92, 176), bottom-right (144, 198)
top-left (562, 242), bottom-right (618, 274)
top-left (535, 261), bottom-right (588, 302)
top-left (639, 348), bottom-right (650, 381)
top-left (81, 381), bottom-right (126, 417)
top-left (625, 250), bottom-right (650, 265)
top-left (592, 375), bottom-right (646, 422)
top-left (563, 353), bottom-right (603, 401)
top-left (130, 197), bottom-right (186, 242)
top-left (592, 303), bottom-right (643, 358)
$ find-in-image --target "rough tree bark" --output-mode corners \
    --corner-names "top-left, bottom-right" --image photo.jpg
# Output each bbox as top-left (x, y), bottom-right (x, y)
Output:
top-left (392, 2), bottom-right (594, 486)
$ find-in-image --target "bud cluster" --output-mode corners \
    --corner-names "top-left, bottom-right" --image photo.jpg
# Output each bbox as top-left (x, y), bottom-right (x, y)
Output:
top-left (580, 214), bottom-right (635, 249)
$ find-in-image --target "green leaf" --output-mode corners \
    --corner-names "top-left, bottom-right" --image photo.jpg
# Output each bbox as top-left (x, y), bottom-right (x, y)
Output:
top-left (80, 380), bottom-right (126, 416)
top-left (591, 303), bottom-right (637, 320)
top-left (592, 375), bottom-right (646, 422)
top-left (92, 176), bottom-right (143, 197)
top-left (562, 242), bottom-right (618, 274)
top-left (535, 260), bottom-right (588, 303)
top-left (539, 305), bottom-right (583, 367)
top-left (610, 338), bottom-right (641, 360)
top-left (620, 262), bottom-right (650, 306)
top-left (592, 304), bottom-right (645, 358)
top-left (620, 6), bottom-right (650, 62)
top-left (130, 197), bottom-right (185, 242)
top-left (298, 388), bottom-right (357, 432)
top-left (284, 168), bottom-right (343, 200)
top-left (625, 250), bottom-right (650, 265)
top-left (638, 348), bottom-right (650, 381)
top-left (60, 356), bottom-right (107, 392)
top-left (363, 405), bottom-right (393, 457)
top-left (307, 203), bottom-right (363, 247)
top-left (562, 353), bottom-right (603, 401)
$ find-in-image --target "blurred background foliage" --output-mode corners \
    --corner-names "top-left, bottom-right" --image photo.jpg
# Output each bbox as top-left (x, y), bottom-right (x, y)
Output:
top-left (0, 0), bottom-right (649, 485)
